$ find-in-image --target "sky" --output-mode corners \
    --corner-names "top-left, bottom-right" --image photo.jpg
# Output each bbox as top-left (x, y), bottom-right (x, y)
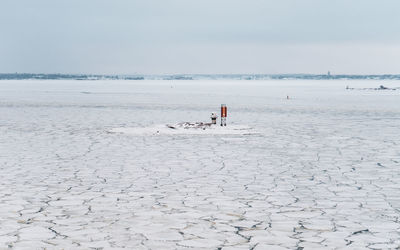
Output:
top-left (1, 0), bottom-right (400, 75)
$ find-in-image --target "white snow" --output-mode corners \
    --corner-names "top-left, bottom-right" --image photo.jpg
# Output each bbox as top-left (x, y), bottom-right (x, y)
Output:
top-left (0, 79), bottom-right (400, 249)
top-left (109, 124), bottom-right (256, 135)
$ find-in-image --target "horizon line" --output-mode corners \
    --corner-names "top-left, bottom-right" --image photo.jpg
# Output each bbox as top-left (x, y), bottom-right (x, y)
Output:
top-left (1, 73), bottom-right (400, 76)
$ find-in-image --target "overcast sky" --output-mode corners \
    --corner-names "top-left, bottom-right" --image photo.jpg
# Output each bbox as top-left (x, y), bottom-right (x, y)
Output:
top-left (1, 0), bottom-right (399, 74)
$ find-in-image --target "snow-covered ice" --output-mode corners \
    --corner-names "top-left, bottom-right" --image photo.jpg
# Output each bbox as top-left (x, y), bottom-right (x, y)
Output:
top-left (109, 124), bottom-right (256, 135)
top-left (0, 79), bottom-right (399, 249)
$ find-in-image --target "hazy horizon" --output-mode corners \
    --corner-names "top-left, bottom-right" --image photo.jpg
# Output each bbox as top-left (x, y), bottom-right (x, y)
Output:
top-left (2, 72), bottom-right (400, 76)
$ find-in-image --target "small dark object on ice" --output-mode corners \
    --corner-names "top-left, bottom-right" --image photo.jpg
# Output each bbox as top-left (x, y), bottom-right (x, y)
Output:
top-left (166, 122), bottom-right (212, 130)
top-left (346, 85), bottom-right (397, 91)
top-left (375, 85), bottom-right (396, 90)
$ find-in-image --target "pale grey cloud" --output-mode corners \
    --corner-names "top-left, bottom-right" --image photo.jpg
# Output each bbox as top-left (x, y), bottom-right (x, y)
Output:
top-left (1, 0), bottom-right (399, 74)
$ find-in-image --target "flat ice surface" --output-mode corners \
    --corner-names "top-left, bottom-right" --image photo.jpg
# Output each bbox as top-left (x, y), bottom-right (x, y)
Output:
top-left (0, 80), bottom-right (400, 249)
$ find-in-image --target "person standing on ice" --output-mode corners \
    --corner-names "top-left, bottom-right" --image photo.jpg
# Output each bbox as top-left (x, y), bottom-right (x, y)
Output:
top-left (211, 113), bottom-right (218, 124)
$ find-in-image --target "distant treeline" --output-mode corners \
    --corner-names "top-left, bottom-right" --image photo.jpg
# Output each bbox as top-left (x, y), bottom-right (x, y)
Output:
top-left (1, 73), bottom-right (400, 80)
top-left (0, 73), bottom-right (145, 80)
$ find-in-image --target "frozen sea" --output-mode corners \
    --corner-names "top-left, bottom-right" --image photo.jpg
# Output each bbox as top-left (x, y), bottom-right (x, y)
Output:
top-left (0, 80), bottom-right (399, 249)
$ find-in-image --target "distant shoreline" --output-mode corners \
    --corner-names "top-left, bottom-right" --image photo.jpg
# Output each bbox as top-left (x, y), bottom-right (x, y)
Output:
top-left (1, 73), bottom-right (400, 81)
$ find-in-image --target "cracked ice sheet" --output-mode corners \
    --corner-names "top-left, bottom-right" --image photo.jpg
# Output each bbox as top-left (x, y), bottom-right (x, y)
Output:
top-left (0, 79), bottom-right (400, 249)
